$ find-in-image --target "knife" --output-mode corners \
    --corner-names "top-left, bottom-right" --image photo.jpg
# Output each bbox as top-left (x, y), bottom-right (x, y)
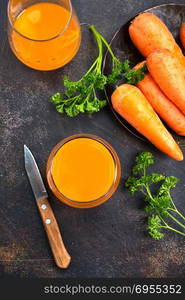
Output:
top-left (24, 145), bottom-right (71, 269)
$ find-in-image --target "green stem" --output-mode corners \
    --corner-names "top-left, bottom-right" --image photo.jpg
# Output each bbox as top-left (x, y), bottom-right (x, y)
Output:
top-left (159, 217), bottom-right (168, 227)
top-left (99, 33), bottom-right (116, 59)
top-left (176, 210), bottom-right (185, 222)
top-left (168, 194), bottom-right (185, 222)
top-left (89, 25), bottom-right (116, 60)
top-left (143, 177), bottom-right (185, 232)
top-left (83, 25), bottom-right (104, 76)
top-left (168, 208), bottom-right (185, 223)
top-left (143, 167), bottom-right (146, 177)
top-left (140, 189), bottom-right (148, 197)
top-left (92, 85), bottom-right (96, 96)
top-left (167, 212), bottom-right (185, 230)
top-left (161, 225), bottom-right (185, 237)
top-left (59, 96), bottom-right (79, 103)
top-left (97, 36), bottom-right (103, 73)
top-left (84, 58), bottom-right (98, 77)
top-left (144, 182), bottom-right (185, 235)
top-left (168, 193), bottom-right (178, 210)
top-left (145, 185), bottom-right (153, 201)
top-left (160, 217), bottom-right (185, 236)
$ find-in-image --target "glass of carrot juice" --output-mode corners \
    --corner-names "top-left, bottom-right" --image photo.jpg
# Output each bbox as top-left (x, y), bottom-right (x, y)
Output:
top-left (7, 0), bottom-right (81, 71)
top-left (46, 134), bottom-right (121, 208)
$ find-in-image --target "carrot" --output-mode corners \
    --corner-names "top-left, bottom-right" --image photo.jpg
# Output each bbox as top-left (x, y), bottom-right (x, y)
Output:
top-left (134, 61), bottom-right (185, 136)
top-left (180, 23), bottom-right (185, 49)
top-left (147, 49), bottom-right (185, 115)
top-left (111, 84), bottom-right (183, 161)
top-left (129, 13), bottom-right (185, 67)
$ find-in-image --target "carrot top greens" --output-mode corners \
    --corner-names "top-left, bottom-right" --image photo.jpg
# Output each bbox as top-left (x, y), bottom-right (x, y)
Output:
top-left (50, 25), bottom-right (146, 117)
top-left (126, 152), bottom-right (185, 239)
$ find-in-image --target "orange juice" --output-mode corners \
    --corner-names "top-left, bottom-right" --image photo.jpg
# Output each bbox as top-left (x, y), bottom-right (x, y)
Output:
top-left (51, 138), bottom-right (116, 202)
top-left (9, 2), bottom-right (81, 70)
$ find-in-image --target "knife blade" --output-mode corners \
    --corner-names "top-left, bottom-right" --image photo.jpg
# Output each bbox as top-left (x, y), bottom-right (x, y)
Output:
top-left (24, 145), bottom-right (48, 201)
top-left (24, 145), bottom-right (71, 269)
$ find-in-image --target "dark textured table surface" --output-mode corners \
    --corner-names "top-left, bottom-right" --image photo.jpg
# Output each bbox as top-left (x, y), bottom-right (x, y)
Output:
top-left (1, 0), bottom-right (185, 278)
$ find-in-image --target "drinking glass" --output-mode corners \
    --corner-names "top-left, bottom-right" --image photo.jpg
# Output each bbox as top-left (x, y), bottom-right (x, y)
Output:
top-left (8, 0), bottom-right (81, 70)
top-left (46, 134), bottom-right (121, 208)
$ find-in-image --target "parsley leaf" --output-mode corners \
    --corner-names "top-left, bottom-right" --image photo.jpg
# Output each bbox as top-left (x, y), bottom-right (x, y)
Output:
top-left (50, 25), bottom-right (147, 117)
top-left (147, 215), bottom-right (164, 240)
top-left (125, 152), bottom-right (185, 239)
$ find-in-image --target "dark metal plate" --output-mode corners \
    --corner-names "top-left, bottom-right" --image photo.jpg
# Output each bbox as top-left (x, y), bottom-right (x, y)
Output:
top-left (103, 3), bottom-right (185, 146)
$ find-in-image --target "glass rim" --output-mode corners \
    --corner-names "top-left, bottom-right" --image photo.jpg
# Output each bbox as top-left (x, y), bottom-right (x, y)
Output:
top-left (7, 0), bottom-right (73, 42)
top-left (46, 134), bottom-right (121, 207)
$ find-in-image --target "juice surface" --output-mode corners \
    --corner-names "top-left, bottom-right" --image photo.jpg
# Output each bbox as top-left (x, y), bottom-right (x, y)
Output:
top-left (11, 2), bottom-right (81, 70)
top-left (51, 138), bottom-right (116, 202)
top-left (14, 2), bottom-right (70, 40)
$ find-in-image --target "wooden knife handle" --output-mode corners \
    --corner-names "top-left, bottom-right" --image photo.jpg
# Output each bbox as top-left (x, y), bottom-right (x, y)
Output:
top-left (36, 198), bottom-right (71, 269)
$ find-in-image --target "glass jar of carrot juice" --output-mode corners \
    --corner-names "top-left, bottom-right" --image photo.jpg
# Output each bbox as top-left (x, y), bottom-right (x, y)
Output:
top-left (46, 134), bottom-right (121, 208)
top-left (7, 0), bottom-right (81, 70)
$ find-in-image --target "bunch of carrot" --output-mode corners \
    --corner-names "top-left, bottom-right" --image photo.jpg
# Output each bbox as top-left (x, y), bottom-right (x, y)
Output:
top-left (111, 12), bottom-right (185, 161)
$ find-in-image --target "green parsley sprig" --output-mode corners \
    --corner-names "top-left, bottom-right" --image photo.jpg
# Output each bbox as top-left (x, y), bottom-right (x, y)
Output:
top-left (125, 152), bottom-right (185, 240)
top-left (50, 25), bottom-right (147, 117)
